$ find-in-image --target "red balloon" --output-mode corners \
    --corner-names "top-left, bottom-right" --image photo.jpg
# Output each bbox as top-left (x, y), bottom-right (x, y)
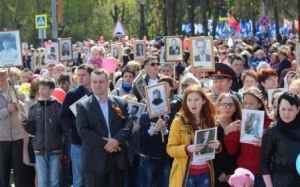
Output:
top-left (52, 88), bottom-right (66, 104)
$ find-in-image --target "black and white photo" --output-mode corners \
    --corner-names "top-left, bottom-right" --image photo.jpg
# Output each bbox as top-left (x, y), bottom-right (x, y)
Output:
top-left (191, 37), bottom-right (215, 71)
top-left (127, 101), bottom-right (146, 130)
top-left (45, 42), bottom-right (59, 64)
top-left (166, 37), bottom-right (182, 61)
top-left (145, 82), bottom-right (170, 118)
top-left (111, 43), bottom-right (122, 59)
top-left (193, 127), bottom-right (217, 161)
top-left (240, 109), bottom-right (265, 145)
top-left (134, 40), bottom-right (145, 61)
top-left (59, 38), bottom-right (72, 61)
top-left (0, 31), bottom-right (22, 67)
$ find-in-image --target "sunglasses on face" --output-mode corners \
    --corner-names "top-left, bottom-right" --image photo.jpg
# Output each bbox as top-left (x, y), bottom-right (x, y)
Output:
top-left (150, 62), bottom-right (160, 66)
top-left (220, 103), bottom-right (235, 108)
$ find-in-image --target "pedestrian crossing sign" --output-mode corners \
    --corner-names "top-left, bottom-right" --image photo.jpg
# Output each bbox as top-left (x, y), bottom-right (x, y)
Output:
top-left (35, 14), bottom-right (47, 29)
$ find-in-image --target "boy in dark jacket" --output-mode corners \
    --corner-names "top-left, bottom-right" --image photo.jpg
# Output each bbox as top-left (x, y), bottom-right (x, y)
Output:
top-left (24, 77), bottom-right (62, 187)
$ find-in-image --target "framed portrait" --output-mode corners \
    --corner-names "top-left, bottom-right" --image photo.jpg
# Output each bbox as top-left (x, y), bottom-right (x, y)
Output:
top-left (134, 40), bottom-right (146, 61)
top-left (82, 46), bottom-right (90, 63)
top-left (0, 30), bottom-right (22, 67)
top-left (199, 78), bottom-right (213, 90)
top-left (127, 101), bottom-right (146, 131)
top-left (58, 38), bottom-right (72, 61)
top-left (72, 44), bottom-right (79, 62)
top-left (133, 70), bottom-right (147, 98)
top-left (193, 127), bottom-right (217, 162)
top-left (45, 42), bottom-right (59, 64)
top-left (191, 36), bottom-right (215, 71)
top-left (111, 43), bottom-right (122, 59)
top-left (267, 88), bottom-right (286, 109)
top-left (159, 45), bottom-right (166, 64)
top-left (240, 109), bottom-right (265, 145)
top-left (145, 82), bottom-right (170, 118)
top-left (165, 36), bottom-right (183, 62)
top-left (128, 101), bottom-right (146, 118)
top-left (296, 42), bottom-right (300, 65)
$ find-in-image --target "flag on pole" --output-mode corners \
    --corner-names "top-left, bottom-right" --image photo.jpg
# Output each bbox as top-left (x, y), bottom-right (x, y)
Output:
top-left (295, 20), bottom-right (299, 33)
top-left (228, 14), bottom-right (241, 32)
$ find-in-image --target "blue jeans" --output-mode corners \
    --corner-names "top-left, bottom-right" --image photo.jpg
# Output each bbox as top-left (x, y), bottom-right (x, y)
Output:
top-left (35, 153), bottom-right (61, 187)
top-left (187, 173), bottom-right (211, 187)
top-left (138, 156), bottom-right (170, 187)
top-left (255, 175), bottom-right (266, 187)
top-left (70, 144), bottom-right (82, 187)
top-left (123, 154), bottom-right (140, 187)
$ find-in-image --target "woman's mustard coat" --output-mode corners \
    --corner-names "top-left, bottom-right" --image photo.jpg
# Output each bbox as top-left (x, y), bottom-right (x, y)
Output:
top-left (167, 114), bottom-right (215, 187)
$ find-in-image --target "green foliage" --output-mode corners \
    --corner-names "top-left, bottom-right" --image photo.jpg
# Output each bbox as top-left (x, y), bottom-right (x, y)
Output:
top-left (0, 0), bottom-right (299, 44)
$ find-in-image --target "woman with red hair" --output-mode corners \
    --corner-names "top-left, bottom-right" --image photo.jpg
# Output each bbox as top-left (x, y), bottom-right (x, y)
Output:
top-left (167, 84), bottom-right (220, 187)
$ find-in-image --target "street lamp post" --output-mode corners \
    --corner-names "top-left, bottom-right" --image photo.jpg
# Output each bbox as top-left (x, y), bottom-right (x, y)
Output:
top-left (51, 0), bottom-right (58, 39)
top-left (139, 0), bottom-right (146, 39)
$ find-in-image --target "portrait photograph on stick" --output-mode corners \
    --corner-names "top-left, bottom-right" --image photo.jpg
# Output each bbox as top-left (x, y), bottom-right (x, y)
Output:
top-left (240, 109), bottom-right (265, 145)
top-left (134, 40), bottom-right (146, 61)
top-left (145, 82), bottom-right (170, 118)
top-left (191, 36), bottom-right (215, 71)
top-left (193, 127), bottom-right (217, 162)
top-left (111, 43), bottom-right (122, 59)
top-left (58, 38), bottom-right (72, 61)
top-left (127, 101), bottom-right (146, 129)
top-left (0, 30), bottom-right (22, 67)
top-left (165, 36), bottom-right (183, 62)
top-left (45, 42), bottom-right (59, 64)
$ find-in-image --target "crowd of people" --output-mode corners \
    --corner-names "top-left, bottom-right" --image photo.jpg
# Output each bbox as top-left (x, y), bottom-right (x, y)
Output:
top-left (1, 34), bottom-right (300, 187)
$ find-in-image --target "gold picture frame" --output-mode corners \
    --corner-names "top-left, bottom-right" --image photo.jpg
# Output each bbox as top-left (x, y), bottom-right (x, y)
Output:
top-left (191, 36), bottom-right (215, 72)
top-left (165, 36), bottom-right (183, 62)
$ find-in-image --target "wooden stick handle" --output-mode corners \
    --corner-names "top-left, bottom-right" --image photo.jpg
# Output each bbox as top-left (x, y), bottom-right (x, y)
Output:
top-left (161, 130), bottom-right (165, 143)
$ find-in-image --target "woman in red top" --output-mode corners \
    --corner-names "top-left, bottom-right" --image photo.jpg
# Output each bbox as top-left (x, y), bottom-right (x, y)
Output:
top-left (224, 87), bottom-right (272, 187)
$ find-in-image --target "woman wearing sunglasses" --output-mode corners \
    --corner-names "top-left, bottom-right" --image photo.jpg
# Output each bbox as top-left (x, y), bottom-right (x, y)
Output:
top-left (224, 87), bottom-right (272, 187)
top-left (214, 93), bottom-right (242, 187)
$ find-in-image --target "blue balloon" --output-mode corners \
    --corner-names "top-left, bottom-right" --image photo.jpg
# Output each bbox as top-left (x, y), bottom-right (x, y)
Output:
top-left (296, 154), bottom-right (300, 175)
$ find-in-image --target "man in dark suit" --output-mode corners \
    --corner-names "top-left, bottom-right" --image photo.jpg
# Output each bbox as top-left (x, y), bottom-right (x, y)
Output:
top-left (194, 40), bottom-right (211, 65)
top-left (76, 69), bottom-right (131, 187)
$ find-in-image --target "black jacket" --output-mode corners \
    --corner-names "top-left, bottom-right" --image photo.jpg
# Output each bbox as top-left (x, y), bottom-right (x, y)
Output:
top-left (25, 100), bottom-right (63, 154)
top-left (260, 119), bottom-right (300, 187)
top-left (277, 58), bottom-right (291, 77)
top-left (76, 95), bottom-right (131, 175)
top-left (61, 85), bottom-right (91, 145)
top-left (139, 96), bottom-right (178, 158)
